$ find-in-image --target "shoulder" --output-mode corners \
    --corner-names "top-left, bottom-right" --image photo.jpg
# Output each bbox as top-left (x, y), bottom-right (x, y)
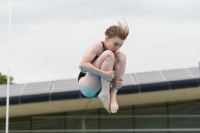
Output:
top-left (90, 41), bottom-right (103, 49)
top-left (84, 41), bottom-right (103, 55)
top-left (87, 41), bottom-right (103, 53)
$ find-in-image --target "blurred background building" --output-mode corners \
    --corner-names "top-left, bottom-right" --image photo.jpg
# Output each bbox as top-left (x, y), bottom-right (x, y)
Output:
top-left (0, 67), bottom-right (200, 133)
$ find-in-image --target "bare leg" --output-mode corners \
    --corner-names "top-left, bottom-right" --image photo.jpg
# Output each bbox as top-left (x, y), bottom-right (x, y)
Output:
top-left (94, 51), bottom-right (115, 113)
top-left (79, 50), bottom-right (115, 113)
top-left (110, 52), bottom-right (126, 113)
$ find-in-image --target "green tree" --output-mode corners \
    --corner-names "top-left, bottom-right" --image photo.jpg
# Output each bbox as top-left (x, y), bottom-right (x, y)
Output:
top-left (0, 73), bottom-right (14, 85)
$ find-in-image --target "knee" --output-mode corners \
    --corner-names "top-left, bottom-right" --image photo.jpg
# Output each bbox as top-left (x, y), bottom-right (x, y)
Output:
top-left (103, 50), bottom-right (115, 61)
top-left (116, 52), bottom-right (126, 64)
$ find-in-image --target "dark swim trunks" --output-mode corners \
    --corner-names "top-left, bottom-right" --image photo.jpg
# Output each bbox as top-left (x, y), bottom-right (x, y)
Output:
top-left (78, 72), bottom-right (101, 98)
top-left (78, 72), bottom-right (86, 82)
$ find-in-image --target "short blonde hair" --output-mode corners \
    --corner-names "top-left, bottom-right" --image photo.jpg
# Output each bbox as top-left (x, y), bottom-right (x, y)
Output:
top-left (105, 21), bottom-right (129, 40)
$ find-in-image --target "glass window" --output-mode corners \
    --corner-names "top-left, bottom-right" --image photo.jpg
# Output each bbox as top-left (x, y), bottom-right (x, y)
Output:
top-left (135, 103), bottom-right (168, 133)
top-left (169, 100), bottom-right (200, 133)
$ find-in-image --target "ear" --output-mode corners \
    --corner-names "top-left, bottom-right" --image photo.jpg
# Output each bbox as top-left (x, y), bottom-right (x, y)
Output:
top-left (105, 35), bottom-right (109, 41)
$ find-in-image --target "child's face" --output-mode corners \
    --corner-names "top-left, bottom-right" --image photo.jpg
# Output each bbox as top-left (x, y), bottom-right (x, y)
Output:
top-left (106, 36), bottom-right (124, 52)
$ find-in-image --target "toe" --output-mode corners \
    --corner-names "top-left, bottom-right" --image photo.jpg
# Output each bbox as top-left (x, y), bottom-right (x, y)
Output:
top-left (113, 107), bottom-right (118, 113)
top-left (115, 107), bottom-right (118, 113)
top-left (113, 108), bottom-right (116, 113)
top-left (111, 107), bottom-right (114, 113)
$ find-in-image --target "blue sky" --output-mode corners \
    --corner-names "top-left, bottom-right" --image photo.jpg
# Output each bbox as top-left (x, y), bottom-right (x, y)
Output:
top-left (0, 0), bottom-right (200, 83)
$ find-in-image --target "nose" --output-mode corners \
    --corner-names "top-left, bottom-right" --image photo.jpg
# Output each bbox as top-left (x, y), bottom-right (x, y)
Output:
top-left (115, 46), bottom-right (120, 50)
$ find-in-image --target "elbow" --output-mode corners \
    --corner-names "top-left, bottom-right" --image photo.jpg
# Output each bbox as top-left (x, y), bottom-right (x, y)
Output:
top-left (79, 61), bottom-right (90, 70)
top-left (79, 62), bottom-right (85, 70)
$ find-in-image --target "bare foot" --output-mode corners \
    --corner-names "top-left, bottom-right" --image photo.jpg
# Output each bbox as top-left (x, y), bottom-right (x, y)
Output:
top-left (110, 98), bottom-right (119, 113)
top-left (98, 91), bottom-right (111, 113)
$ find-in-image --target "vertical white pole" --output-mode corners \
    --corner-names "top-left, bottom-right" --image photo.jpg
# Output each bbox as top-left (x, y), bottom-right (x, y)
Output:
top-left (6, 0), bottom-right (12, 133)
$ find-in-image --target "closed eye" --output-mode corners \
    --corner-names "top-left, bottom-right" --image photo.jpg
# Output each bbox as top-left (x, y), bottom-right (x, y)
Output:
top-left (115, 43), bottom-right (121, 47)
